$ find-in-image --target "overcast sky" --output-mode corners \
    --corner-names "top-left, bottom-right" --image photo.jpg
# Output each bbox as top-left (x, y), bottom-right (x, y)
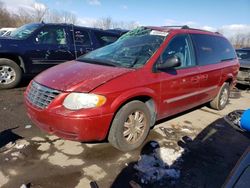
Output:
top-left (2, 0), bottom-right (250, 36)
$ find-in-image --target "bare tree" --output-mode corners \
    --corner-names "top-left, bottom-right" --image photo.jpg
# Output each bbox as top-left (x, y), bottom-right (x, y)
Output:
top-left (92, 17), bottom-right (139, 29)
top-left (45, 10), bottom-right (62, 23)
top-left (32, 3), bottom-right (48, 22)
top-left (12, 4), bottom-right (47, 27)
top-left (93, 17), bottom-right (112, 29)
top-left (15, 8), bottom-right (34, 26)
top-left (44, 10), bottom-right (77, 24)
top-left (0, 1), bottom-right (17, 27)
top-left (60, 11), bottom-right (77, 24)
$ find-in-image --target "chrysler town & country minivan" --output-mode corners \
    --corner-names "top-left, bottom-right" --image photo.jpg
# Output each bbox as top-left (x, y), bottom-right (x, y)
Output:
top-left (25, 26), bottom-right (239, 151)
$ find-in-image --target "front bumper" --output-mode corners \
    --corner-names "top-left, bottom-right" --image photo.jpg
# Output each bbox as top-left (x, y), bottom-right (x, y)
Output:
top-left (25, 100), bottom-right (114, 142)
top-left (237, 68), bottom-right (250, 85)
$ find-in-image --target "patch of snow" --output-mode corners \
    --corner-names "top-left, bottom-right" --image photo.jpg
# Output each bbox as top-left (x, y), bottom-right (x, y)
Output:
top-left (134, 146), bottom-right (183, 184)
top-left (11, 151), bottom-right (21, 157)
top-left (20, 184), bottom-right (27, 188)
top-left (31, 137), bottom-right (45, 142)
top-left (15, 144), bottom-right (25, 149)
top-left (15, 140), bottom-right (30, 149)
top-left (134, 143), bottom-right (185, 185)
top-left (4, 142), bottom-right (15, 150)
top-left (181, 128), bottom-right (193, 134)
top-left (157, 147), bottom-right (184, 166)
top-left (25, 125), bottom-right (32, 129)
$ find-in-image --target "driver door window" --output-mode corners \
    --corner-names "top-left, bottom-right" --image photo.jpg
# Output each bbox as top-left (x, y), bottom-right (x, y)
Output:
top-left (35, 27), bottom-right (67, 45)
top-left (158, 35), bottom-right (195, 68)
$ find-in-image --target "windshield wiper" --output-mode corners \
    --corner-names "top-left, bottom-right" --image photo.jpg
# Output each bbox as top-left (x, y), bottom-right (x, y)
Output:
top-left (221, 58), bottom-right (235, 62)
top-left (77, 58), bottom-right (118, 67)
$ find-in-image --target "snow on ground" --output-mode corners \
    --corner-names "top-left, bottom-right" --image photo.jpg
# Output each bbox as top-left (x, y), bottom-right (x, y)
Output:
top-left (134, 141), bottom-right (184, 185)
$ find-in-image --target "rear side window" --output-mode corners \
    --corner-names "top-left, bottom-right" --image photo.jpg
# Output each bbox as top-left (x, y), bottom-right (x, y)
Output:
top-left (191, 34), bottom-right (236, 66)
top-left (74, 29), bottom-right (91, 46)
top-left (94, 31), bottom-right (119, 46)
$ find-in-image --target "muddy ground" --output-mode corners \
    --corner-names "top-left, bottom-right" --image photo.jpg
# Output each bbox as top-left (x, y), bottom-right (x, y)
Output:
top-left (0, 82), bottom-right (250, 188)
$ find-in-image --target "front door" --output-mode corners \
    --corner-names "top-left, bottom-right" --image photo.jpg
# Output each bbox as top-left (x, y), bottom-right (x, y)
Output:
top-left (26, 26), bottom-right (75, 73)
top-left (157, 34), bottom-right (200, 118)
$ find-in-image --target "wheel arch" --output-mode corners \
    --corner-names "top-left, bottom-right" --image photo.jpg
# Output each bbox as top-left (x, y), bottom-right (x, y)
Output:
top-left (0, 53), bottom-right (26, 73)
top-left (105, 89), bottom-right (158, 139)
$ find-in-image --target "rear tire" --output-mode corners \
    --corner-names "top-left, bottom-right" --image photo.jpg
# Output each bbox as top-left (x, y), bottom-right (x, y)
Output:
top-left (0, 58), bottom-right (22, 89)
top-left (210, 82), bottom-right (230, 110)
top-left (108, 101), bottom-right (151, 152)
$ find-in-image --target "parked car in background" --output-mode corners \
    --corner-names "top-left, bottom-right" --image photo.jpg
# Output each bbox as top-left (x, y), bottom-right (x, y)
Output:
top-left (25, 26), bottom-right (239, 151)
top-left (0, 23), bottom-right (125, 89)
top-left (236, 48), bottom-right (250, 86)
top-left (223, 147), bottom-right (250, 188)
top-left (0, 28), bottom-right (16, 36)
top-left (1, 29), bottom-right (16, 37)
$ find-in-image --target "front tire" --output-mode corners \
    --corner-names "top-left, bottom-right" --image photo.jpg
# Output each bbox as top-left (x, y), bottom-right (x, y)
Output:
top-left (0, 58), bottom-right (22, 89)
top-left (108, 101), bottom-right (151, 152)
top-left (210, 82), bottom-right (230, 110)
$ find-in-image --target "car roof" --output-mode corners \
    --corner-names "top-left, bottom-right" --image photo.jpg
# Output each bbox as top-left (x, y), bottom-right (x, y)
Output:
top-left (32, 22), bottom-right (122, 35)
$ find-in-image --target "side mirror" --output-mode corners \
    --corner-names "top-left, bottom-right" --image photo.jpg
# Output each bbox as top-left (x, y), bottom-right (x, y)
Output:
top-left (156, 55), bottom-right (181, 70)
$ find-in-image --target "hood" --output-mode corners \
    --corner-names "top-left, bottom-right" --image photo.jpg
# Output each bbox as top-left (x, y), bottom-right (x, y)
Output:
top-left (34, 60), bottom-right (134, 92)
top-left (0, 37), bottom-right (22, 49)
top-left (239, 59), bottom-right (250, 68)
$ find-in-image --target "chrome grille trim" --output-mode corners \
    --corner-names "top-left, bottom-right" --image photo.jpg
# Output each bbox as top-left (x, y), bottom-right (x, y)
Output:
top-left (27, 81), bottom-right (61, 109)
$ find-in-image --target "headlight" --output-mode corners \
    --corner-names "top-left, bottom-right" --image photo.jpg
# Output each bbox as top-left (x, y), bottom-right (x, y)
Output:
top-left (63, 93), bottom-right (106, 110)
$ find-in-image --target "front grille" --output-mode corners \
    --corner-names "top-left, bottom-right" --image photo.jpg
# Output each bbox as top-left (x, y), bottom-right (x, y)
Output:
top-left (26, 81), bottom-right (61, 109)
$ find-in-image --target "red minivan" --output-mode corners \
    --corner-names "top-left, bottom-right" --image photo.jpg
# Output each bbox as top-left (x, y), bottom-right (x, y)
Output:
top-left (24, 26), bottom-right (239, 151)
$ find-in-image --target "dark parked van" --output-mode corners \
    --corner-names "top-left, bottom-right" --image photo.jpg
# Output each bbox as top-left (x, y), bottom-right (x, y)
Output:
top-left (0, 23), bottom-right (124, 89)
top-left (25, 26), bottom-right (239, 151)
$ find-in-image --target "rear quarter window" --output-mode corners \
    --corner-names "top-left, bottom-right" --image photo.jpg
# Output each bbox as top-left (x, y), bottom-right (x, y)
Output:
top-left (191, 34), bottom-right (236, 66)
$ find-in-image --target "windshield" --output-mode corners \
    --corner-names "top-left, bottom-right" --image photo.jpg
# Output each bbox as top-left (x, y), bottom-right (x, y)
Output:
top-left (77, 27), bottom-right (167, 68)
top-left (10, 23), bottom-right (41, 39)
top-left (236, 50), bottom-right (250, 60)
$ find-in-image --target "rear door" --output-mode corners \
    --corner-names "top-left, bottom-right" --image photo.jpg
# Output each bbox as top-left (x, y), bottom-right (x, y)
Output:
top-left (157, 34), bottom-right (200, 118)
top-left (191, 34), bottom-right (225, 103)
top-left (73, 27), bottom-right (93, 57)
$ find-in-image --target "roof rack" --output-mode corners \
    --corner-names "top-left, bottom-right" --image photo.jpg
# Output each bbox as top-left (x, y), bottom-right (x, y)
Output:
top-left (162, 25), bottom-right (189, 29)
top-left (162, 25), bottom-right (220, 34)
